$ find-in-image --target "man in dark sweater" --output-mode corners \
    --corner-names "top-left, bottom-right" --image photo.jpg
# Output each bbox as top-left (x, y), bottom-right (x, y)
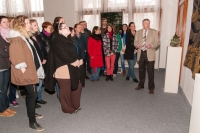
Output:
top-left (79, 21), bottom-right (92, 75)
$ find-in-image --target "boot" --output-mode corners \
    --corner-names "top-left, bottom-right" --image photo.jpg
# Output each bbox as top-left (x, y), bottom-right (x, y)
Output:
top-left (0, 110), bottom-right (14, 117)
top-left (110, 75), bottom-right (114, 81)
top-left (123, 70), bottom-right (126, 76)
top-left (106, 75), bottom-right (110, 81)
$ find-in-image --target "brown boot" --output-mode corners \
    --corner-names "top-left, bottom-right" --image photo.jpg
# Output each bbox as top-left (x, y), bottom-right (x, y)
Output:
top-left (0, 110), bottom-right (14, 117)
top-left (123, 70), bottom-right (126, 76)
top-left (7, 108), bottom-right (16, 114)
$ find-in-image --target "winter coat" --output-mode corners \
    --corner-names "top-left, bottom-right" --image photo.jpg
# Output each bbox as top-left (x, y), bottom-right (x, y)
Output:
top-left (124, 30), bottom-right (136, 60)
top-left (0, 35), bottom-right (10, 70)
top-left (103, 33), bottom-right (119, 56)
top-left (7, 30), bottom-right (44, 85)
top-left (88, 35), bottom-right (104, 68)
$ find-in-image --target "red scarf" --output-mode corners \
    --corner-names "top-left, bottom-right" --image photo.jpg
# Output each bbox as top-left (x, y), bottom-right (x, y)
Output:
top-left (108, 32), bottom-right (113, 39)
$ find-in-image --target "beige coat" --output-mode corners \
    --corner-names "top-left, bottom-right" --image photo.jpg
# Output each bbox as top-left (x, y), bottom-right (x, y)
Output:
top-left (134, 28), bottom-right (160, 61)
top-left (7, 30), bottom-right (44, 85)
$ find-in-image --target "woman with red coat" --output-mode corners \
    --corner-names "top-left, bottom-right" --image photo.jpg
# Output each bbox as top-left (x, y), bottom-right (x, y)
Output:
top-left (88, 26), bottom-right (104, 82)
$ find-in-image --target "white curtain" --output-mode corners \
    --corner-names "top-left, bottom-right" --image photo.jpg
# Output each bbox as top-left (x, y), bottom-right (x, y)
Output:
top-left (0, 0), bottom-right (44, 30)
top-left (75, 0), bottom-right (160, 31)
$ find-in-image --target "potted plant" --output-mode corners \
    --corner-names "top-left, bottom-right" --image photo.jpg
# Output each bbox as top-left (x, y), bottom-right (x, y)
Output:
top-left (170, 34), bottom-right (181, 47)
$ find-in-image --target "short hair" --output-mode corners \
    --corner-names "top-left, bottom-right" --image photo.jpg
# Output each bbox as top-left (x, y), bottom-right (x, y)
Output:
top-left (79, 21), bottom-right (86, 24)
top-left (42, 21), bottom-right (53, 29)
top-left (74, 23), bottom-right (80, 29)
top-left (101, 18), bottom-right (107, 22)
top-left (30, 19), bottom-right (37, 24)
top-left (142, 18), bottom-right (150, 23)
top-left (69, 27), bottom-right (74, 32)
top-left (13, 15), bottom-right (32, 38)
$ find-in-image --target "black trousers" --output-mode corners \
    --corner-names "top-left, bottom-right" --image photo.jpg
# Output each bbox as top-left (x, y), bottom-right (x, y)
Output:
top-left (138, 51), bottom-right (155, 90)
top-left (24, 84), bottom-right (37, 124)
top-left (83, 59), bottom-right (87, 76)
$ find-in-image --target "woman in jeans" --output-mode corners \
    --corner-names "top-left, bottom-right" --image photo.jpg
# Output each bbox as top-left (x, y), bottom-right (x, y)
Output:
top-left (30, 19), bottom-right (47, 107)
top-left (8, 15), bottom-right (45, 131)
top-left (124, 22), bottom-right (139, 83)
top-left (103, 24), bottom-right (119, 81)
top-left (0, 16), bottom-right (16, 117)
top-left (88, 26), bottom-right (104, 81)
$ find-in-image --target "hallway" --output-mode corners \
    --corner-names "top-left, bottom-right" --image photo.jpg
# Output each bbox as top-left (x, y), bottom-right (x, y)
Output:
top-left (0, 69), bottom-right (190, 133)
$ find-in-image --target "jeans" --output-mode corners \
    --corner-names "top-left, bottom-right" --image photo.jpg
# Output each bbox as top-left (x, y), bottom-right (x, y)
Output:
top-left (55, 82), bottom-right (60, 99)
top-left (0, 69), bottom-right (10, 113)
top-left (91, 68), bottom-right (101, 80)
top-left (114, 52), bottom-right (120, 74)
top-left (120, 54), bottom-right (126, 71)
top-left (105, 55), bottom-right (116, 75)
top-left (36, 79), bottom-right (43, 101)
top-left (9, 83), bottom-right (17, 103)
top-left (126, 53), bottom-right (137, 80)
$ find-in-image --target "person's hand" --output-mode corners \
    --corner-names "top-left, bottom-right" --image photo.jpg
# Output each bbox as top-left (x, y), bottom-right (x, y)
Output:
top-left (71, 60), bottom-right (79, 67)
top-left (137, 44), bottom-right (142, 49)
top-left (21, 67), bottom-right (26, 73)
top-left (145, 44), bottom-right (152, 49)
top-left (42, 60), bottom-right (47, 64)
top-left (134, 49), bottom-right (138, 53)
top-left (79, 59), bottom-right (83, 66)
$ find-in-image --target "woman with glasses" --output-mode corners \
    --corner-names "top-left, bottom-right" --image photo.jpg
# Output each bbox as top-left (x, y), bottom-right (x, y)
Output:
top-left (45, 23), bottom-right (84, 114)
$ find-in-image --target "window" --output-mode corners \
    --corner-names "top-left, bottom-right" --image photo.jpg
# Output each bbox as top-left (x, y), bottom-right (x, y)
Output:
top-left (0, 0), bottom-right (6, 14)
top-left (83, 0), bottom-right (101, 9)
top-left (108, 0), bottom-right (127, 7)
top-left (30, 0), bottom-right (44, 11)
top-left (11, 0), bottom-right (24, 12)
top-left (134, 12), bottom-right (157, 30)
top-left (135, 0), bottom-right (156, 6)
top-left (83, 15), bottom-right (100, 30)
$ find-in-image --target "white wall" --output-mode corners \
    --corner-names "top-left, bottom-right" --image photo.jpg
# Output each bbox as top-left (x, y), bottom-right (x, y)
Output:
top-left (43, 0), bottom-right (76, 27)
top-left (159, 0), bottom-right (179, 68)
top-left (180, 0), bottom-right (195, 105)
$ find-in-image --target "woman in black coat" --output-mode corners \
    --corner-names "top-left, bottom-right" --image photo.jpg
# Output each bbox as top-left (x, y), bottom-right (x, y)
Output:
top-left (45, 23), bottom-right (84, 114)
top-left (124, 22), bottom-right (139, 82)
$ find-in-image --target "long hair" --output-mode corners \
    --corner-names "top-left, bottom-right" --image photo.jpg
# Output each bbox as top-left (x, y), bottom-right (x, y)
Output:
top-left (104, 23), bottom-right (113, 34)
top-left (92, 26), bottom-right (99, 35)
top-left (121, 24), bottom-right (128, 37)
top-left (12, 15), bottom-right (32, 38)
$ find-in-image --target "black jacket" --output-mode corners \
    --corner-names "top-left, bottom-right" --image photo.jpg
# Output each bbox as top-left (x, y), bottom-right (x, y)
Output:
top-left (0, 35), bottom-right (10, 69)
top-left (45, 34), bottom-right (85, 91)
top-left (124, 30), bottom-right (137, 60)
top-left (41, 33), bottom-right (51, 54)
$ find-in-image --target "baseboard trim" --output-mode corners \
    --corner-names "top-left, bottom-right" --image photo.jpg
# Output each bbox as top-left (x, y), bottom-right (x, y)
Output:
top-left (179, 85), bottom-right (192, 113)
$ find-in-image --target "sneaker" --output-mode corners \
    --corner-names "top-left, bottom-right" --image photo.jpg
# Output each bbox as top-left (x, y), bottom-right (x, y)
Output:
top-left (29, 123), bottom-right (44, 132)
top-left (11, 100), bottom-right (19, 107)
top-left (35, 113), bottom-right (43, 119)
top-left (16, 91), bottom-right (19, 99)
top-left (113, 74), bottom-right (117, 78)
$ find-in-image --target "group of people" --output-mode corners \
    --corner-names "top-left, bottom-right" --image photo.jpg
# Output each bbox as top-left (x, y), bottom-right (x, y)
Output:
top-left (0, 14), bottom-right (159, 132)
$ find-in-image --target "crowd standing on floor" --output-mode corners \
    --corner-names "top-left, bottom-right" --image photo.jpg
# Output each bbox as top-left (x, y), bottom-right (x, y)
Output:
top-left (0, 15), bottom-right (160, 132)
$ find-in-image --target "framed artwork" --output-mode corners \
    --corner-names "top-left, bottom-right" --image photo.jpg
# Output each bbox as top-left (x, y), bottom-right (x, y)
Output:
top-left (100, 12), bottom-right (123, 32)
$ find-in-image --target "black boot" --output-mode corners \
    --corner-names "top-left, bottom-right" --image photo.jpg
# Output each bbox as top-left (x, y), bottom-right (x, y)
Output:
top-left (110, 75), bottom-right (114, 81)
top-left (106, 75), bottom-right (110, 81)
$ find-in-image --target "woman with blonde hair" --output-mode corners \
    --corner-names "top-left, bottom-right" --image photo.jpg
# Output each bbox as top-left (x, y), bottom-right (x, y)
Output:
top-left (7, 15), bottom-right (44, 131)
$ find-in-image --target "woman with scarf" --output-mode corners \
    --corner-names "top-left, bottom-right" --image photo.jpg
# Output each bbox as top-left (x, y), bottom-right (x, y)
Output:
top-left (0, 16), bottom-right (16, 117)
top-left (103, 24), bottom-right (119, 81)
top-left (88, 26), bottom-right (104, 82)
